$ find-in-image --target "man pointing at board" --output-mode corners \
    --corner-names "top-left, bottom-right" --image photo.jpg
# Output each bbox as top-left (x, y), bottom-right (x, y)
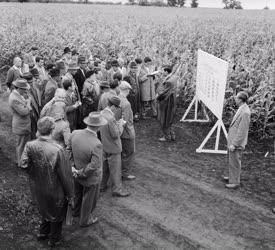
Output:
top-left (224, 91), bottom-right (251, 189)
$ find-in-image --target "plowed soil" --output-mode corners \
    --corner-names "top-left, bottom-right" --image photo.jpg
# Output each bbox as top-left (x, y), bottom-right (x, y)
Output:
top-left (0, 92), bottom-right (274, 250)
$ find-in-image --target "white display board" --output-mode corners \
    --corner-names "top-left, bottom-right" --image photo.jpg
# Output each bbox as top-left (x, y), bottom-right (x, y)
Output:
top-left (181, 50), bottom-right (229, 154)
top-left (196, 50), bottom-right (228, 119)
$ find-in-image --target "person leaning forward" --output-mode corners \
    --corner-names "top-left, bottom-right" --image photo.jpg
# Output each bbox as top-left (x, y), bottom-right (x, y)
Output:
top-left (118, 81), bottom-right (136, 181)
top-left (21, 117), bottom-right (74, 248)
top-left (224, 91), bottom-right (251, 189)
top-left (100, 96), bottom-right (130, 197)
top-left (67, 112), bottom-right (107, 227)
top-left (8, 78), bottom-right (32, 167)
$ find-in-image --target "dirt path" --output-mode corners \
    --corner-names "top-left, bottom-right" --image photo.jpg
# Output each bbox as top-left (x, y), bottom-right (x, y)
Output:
top-left (0, 93), bottom-right (274, 250)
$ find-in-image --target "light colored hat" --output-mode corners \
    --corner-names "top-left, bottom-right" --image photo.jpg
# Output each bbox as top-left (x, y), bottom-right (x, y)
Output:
top-left (12, 78), bottom-right (30, 90)
top-left (119, 81), bottom-right (132, 91)
top-left (84, 112), bottom-right (107, 127)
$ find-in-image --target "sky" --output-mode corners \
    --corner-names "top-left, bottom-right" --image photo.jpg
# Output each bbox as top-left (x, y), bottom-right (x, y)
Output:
top-left (185, 0), bottom-right (275, 9)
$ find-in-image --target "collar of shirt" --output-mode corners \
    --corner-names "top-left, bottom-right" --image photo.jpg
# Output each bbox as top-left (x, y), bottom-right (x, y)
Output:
top-left (105, 106), bottom-right (114, 116)
top-left (86, 128), bottom-right (98, 137)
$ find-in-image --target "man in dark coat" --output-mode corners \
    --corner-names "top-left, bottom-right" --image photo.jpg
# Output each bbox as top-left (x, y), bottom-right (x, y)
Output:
top-left (67, 112), bottom-right (107, 227)
top-left (73, 56), bottom-right (87, 99)
top-left (21, 117), bottom-right (74, 247)
top-left (157, 66), bottom-right (177, 142)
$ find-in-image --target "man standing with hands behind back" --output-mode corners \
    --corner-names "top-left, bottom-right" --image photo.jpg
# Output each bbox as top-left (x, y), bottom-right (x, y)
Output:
top-left (224, 91), bottom-right (251, 189)
top-left (67, 112), bottom-right (107, 227)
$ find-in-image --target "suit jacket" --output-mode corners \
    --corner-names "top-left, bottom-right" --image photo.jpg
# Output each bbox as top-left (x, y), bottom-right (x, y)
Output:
top-left (100, 108), bottom-right (122, 154)
top-left (21, 136), bottom-right (74, 222)
top-left (119, 94), bottom-right (135, 140)
top-left (43, 77), bottom-right (58, 106)
top-left (74, 68), bottom-right (86, 96)
top-left (67, 129), bottom-right (103, 186)
top-left (228, 103), bottom-right (251, 149)
top-left (5, 66), bottom-right (22, 89)
top-left (9, 90), bottom-right (31, 135)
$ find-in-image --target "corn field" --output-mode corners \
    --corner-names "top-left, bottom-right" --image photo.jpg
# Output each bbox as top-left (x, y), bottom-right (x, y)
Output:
top-left (0, 3), bottom-right (274, 137)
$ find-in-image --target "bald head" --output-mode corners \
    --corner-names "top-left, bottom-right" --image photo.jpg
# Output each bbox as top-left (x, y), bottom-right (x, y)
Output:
top-left (13, 57), bottom-right (22, 67)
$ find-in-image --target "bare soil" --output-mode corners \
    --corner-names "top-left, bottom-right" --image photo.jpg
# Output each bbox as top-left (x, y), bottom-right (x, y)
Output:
top-left (0, 92), bottom-right (274, 250)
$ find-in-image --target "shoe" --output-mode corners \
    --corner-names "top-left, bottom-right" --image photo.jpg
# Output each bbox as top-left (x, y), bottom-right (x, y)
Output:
top-left (80, 217), bottom-right (98, 228)
top-left (112, 191), bottom-right (130, 197)
top-left (36, 233), bottom-right (49, 241)
top-left (158, 137), bottom-right (167, 142)
top-left (122, 175), bottom-right (136, 181)
top-left (222, 176), bottom-right (229, 182)
top-left (225, 183), bottom-right (240, 189)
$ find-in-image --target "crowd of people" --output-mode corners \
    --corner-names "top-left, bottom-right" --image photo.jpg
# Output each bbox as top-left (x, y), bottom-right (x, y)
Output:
top-left (6, 46), bottom-right (178, 247)
top-left (5, 45), bottom-right (274, 248)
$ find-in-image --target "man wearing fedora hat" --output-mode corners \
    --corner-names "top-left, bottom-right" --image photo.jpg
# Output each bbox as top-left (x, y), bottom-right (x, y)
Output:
top-left (100, 96), bottom-right (130, 197)
top-left (8, 78), bottom-right (32, 167)
top-left (22, 72), bottom-right (40, 139)
top-left (61, 47), bottom-right (72, 67)
top-left (43, 68), bottom-right (61, 107)
top-left (67, 112), bottom-right (107, 227)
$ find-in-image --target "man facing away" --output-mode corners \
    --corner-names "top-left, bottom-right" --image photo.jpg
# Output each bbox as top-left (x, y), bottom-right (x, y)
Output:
top-left (8, 78), bottom-right (32, 167)
top-left (224, 91), bottom-right (251, 189)
top-left (100, 96), bottom-right (130, 197)
top-left (67, 112), bottom-right (107, 227)
top-left (118, 81), bottom-right (136, 181)
top-left (21, 116), bottom-right (74, 248)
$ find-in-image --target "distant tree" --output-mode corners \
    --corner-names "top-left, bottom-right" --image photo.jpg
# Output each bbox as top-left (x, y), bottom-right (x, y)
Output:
top-left (167, 0), bottom-right (176, 6)
top-left (178, 0), bottom-right (185, 7)
top-left (263, 6), bottom-right (269, 10)
top-left (222, 0), bottom-right (243, 9)
top-left (128, 0), bottom-right (135, 4)
top-left (191, 0), bottom-right (198, 8)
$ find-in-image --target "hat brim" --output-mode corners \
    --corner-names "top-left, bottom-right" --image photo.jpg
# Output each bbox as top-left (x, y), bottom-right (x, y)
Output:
top-left (68, 67), bottom-right (80, 70)
top-left (83, 117), bottom-right (107, 127)
top-left (12, 82), bottom-right (30, 90)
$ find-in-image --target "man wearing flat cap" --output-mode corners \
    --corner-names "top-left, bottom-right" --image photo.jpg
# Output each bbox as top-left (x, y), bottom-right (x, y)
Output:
top-left (97, 81), bottom-right (111, 111)
top-left (74, 56), bottom-right (87, 96)
top-left (21, 116), bottom-right (74, 247)
top-left (118, 81), bottom-right (136, 181)
top-left (100, 96), bottom-right (130, 197)
top-left (8, 78), bottom-right (32, 167)
top-left (62, 47), bottom-right (72, 67)
top-left (224, 91), bottom-right (251, 189)
top-left (67, 112), bottom-right (107, 227)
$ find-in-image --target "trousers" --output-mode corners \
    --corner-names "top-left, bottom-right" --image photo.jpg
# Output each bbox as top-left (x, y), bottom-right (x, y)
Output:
top-left (101, 152), bottom-right (122, 193)
top-left (39, 219), bottom-right (63, 243)
top-left (16, 133), bottom-right (31, 166)
top-left (228, 149), bottom-right (243, 184)
top-left (121, 138), bottom-right (135, 177)
top-left (73, 181), bottom-right (100, 226)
